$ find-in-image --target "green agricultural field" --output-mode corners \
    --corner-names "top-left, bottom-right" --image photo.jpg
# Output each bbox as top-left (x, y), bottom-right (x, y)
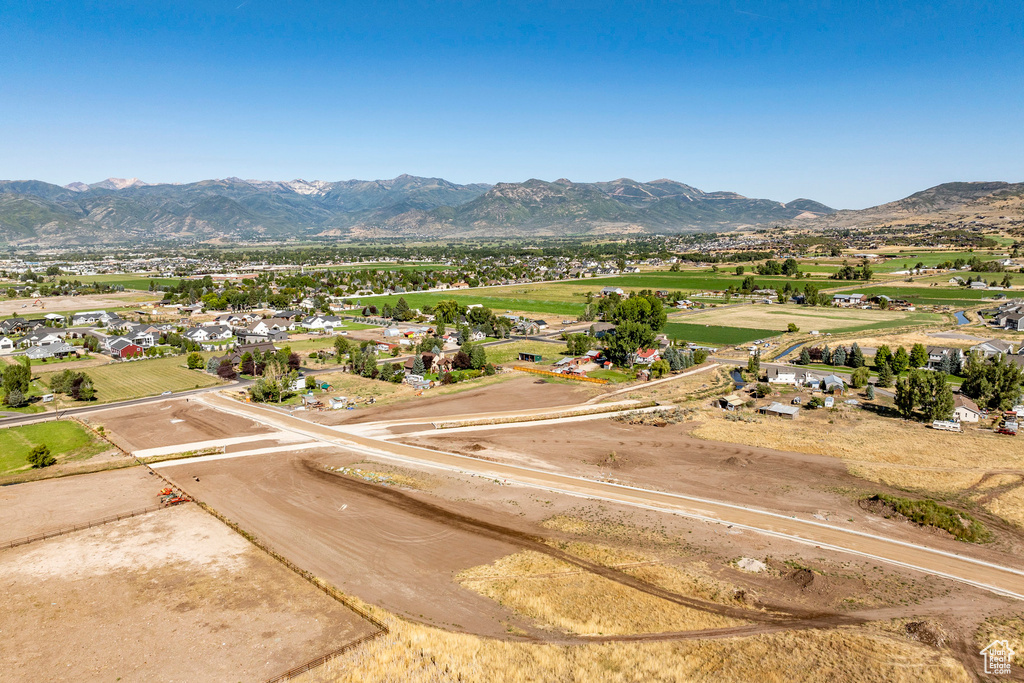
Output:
top-left (360, 291), bottom-right (586, 318)
top-left (856, 285), bottom-right (1006, 307)
top-left (662, 322), bottom-right (781, 345)
top-left (0, 421), bottom-right (109, 475)
top-left (870, 250), bottom-right (1002, 273)
top-left (38, 355), bottom-right (223, 404)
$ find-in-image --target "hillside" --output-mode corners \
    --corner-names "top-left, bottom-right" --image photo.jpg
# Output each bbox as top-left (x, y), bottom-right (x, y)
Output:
top-left (0, 174), bottom-right (837, 244)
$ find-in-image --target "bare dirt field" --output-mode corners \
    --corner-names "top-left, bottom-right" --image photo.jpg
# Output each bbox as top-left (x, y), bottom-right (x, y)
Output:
top-left (309, 375), bottom-right (602, 426)
top-left (0, 504), bottom-right (377, 682)
top-left (0, 466), bottom-right (159, 544)
top-left (92, 398), bottom-right (273, 451)
top-left (0, 291), bottom-right (157, 317)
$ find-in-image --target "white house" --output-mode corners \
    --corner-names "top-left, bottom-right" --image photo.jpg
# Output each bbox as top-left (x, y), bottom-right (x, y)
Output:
top-left (953, 395), bottom-right (983, 422)
top-left (766, 367), bottom-right (798, 385)
top-left (0, 336), bottom-right (15, 352)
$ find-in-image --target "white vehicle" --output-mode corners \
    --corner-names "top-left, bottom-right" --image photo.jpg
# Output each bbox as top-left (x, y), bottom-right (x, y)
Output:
top-left (931, 420), bottom-right (962, 433)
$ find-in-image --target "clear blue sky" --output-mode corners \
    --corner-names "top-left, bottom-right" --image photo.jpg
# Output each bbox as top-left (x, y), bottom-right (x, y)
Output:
top-left (1, 1), bottom-right (1022, 208)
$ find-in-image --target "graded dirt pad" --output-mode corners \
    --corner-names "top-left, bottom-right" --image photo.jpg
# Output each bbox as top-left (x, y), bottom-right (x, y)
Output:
top-left (0, 505), bottom-right (376, 683)
top-left (311, 375), bottom-right (602, 426)
top-left (166, 449), bottom-right (532, 638)
top-left (93, 398), bottom-right (273, 451)
top-left (0, 466), bottom-right (158, 544)
top-left (0, 291), bottom-right (157, 318)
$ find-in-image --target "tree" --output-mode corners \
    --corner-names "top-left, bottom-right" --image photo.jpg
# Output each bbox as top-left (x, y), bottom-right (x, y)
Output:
top-left (865, 384), bottom-right (875, 400)
top-left (753, 383), bottom-right (772, 398)
top-left (799, 347), bottom-right (811, 365)
top-left (892, 347), bottom-right (910, 374)
top-left (5, 388), bottom-right (26, 408)
top-left (240, 352), bottom-right (255, 376)
top-left (3, 362), bottom-right (30, 395)
top-left (333, 336), bottom-right (350, 360)
top-left (851, 366), bottom-right (870, 388)
top-left (909, 343), bottom-right (928, 369)
top-left (566, 333), bottom-right (591, 356)
top-left (873, 345), bottom-right (892, 371)
top-left (692, 348), bottom-right (709, 365)
top-left (412, 354), bottom-right (425, 376)
top-left (650, 359), bottom-right (670, 379)
top-left (894, 375), bottom-right (916, 418)
top-left (27, 445), bottom-right (55, 468)
top-left (469, 344), bottom-right (487, 370)
top-left (747, 350), bottom-right (761, 377)
top-left (848, 343), bottom-right (865, 368)
top-left (741, 275), bottom-right (757, 292)
top-left (186, 352), bottom-right (204, 369)
top-left (453, 349), bottom-right (472, 370)
top-left (205, 356), bottom-right (220, 373)
top-left (434, 299), bottom-right (460, 324)
top-left (876, 363), bottom-right (894, 388)
top-left (305, 375), bottom-right (317, 390)
top-left (606, 321), bottom-right (657, 367)
top-left (961, 352), bottom-right (1024, 410)
top-left (610, 294), bottom-right (667, 331)
top-left (832, 346), bottom-right (847, 367)
top-left (787, 322), bottom-right (799, 333)
top-left (394, 297), bottom-right (413, 321)
top-left (217, 359), bottom-right (238, 380)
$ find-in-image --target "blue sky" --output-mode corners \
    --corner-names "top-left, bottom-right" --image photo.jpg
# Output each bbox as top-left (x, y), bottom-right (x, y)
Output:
top-left (1, 1), bottom-right (1021, 208)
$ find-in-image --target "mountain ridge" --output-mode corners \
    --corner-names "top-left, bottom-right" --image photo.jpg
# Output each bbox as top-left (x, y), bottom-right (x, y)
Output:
top-left (4, 175), bottom-right (1011, 245)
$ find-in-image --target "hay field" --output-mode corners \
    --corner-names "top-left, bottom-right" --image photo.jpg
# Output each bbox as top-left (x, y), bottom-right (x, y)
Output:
top-left (38, 355), bottom-right (223, 404)
top-left (679, 306), bottom-right (936, 333)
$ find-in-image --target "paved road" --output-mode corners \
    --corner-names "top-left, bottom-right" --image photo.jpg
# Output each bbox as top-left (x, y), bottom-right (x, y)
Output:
top-left (193, 393), bottom-right (1024, 601)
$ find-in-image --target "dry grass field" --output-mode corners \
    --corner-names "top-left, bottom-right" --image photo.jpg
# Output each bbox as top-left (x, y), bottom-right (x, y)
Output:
top-left (681, 305), bottom-right (915, 332)
top-left (689, 407), bottom-right (1024, 529)
top-left (457, 546), bottom-right (748, 635)
top-left (307, 596), bottom-right (969, 683)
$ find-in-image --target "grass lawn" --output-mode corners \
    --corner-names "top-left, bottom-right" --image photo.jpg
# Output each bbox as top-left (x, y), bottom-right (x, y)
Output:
top-left (0, 421), bottom-right (109, 475)
top-left (37, 355), bottom-right (223, 404)
top-left (870, 250), bottom-right (1002, 273)
top-left (673, 305), bottom-right (939, 334)
top-left (663, 322), bottom-right (781, 345)
top-left (587, 368), bottom-right (632, 383)
top-left (362, 291), bottom-right (586, 318)
top-left (485, 340), bottom-right (568, 365)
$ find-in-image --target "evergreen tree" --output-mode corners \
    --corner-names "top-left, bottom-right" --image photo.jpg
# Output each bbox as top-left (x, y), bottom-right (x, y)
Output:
top-left (747, 350), bottom-right (761, 376)
top-left (909, 343), bottom-right (929, 369)
top-left (894, 375), bottom-right (916, 418)
top-left (849, 343), bottom-right (864, 368)
top-left (865, 384), bottom-right (875, 400)
top-left (892, 347), bottom-right (910, 374)
top-left (799, 347), bottom-right (811, 365)
top-left (820, 344), bottom-right (831, 365)
top-left (876, 363), bottom-right (894, 388)
top-left (412, 354), bottom-right (425, 376)
top-left (833, 346), bottom-right (847, 367)
top-left (873, 345), bottom-right (892, 371)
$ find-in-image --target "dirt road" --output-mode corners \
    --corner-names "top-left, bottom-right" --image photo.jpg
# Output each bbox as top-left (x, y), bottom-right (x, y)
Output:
top-left (195, 393), bottom-right (1024, 601)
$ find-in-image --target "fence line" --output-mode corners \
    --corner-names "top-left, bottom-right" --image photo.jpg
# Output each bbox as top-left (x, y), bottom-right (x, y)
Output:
top-left (511, 366), bottom-right (610, 384)
top-left (0, 504), bottom-right (167, 550)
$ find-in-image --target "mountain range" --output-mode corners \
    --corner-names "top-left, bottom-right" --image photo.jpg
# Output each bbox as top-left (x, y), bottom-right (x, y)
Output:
top-left (0, 175), bottom-right (1019, 245)
top-left (0, 175), bottom-right (834, 245)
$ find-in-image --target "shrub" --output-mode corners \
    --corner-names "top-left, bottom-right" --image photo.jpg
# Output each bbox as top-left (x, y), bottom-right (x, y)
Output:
top-left (27, 445), bottom-right (55, 468)
top-left (867, 494), bottom-right (990, 543)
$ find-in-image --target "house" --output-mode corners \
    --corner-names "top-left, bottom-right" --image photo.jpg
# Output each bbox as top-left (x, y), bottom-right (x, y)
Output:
top-left (600, 286), bottom-right (625, 297)
top-left (329, 397), bottom-right (348, 410)
top-left (109, 339), bottom-right (144, 359)
top-left (71, 310), bottom-right (122, 326)
top-left (184, 325), bottom-right (233, 343)
top-left (926, 346), bottom-right (963, 370)
top-left (969, 280), bottom-right (989, 290)
top-left (216, 341), bottom-right (277, 367)
top-left (20, 328), bottom-right (66, 348)
top-left (0, 336), bottom-right (14, 352)
top-left (759, 402), bottom-right (799, 419)
top-left (953, 395), bottom-right (983, 423)
top-left (832, 293), bottom-right (867, 306)
top-left (299, 314), bottom-right (345, 333)
top-left (634, 348), bottom-right (660, 364)
top-left (970, 339), bottom-right (1016, 358)
top-left (533, 320), bottom-right (549, 330)
top-left (25, 341), bottom-right (75, 360)
top-left (766, 367), bottom-right (798, 385)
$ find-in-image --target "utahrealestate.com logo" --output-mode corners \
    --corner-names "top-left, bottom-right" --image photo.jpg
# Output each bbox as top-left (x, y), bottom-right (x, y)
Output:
top-left (981, 640), bottom-right (1015, 676)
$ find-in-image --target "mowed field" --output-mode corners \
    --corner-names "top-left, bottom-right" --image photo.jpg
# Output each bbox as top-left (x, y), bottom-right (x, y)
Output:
top-left (0, 421), bottom-right (109, 475)
top-left (676, 305), bottom-right (942, 334)
top-left (37, 355), bottom-right (223, 403)
top-left (856, 285), bottom-right (1006, 307)
top-left (662, 322), bottom-right (780, 345)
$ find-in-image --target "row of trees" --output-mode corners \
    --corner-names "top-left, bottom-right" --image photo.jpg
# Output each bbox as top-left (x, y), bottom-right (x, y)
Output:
top-left (894, 370), bottom-right (955, 421)
top-left (960, 353), bottom-right (1024, 411)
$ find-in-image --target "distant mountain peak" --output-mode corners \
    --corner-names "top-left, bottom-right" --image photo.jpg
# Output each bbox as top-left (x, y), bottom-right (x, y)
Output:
top-left (90, 177), bottom-right (148, 190)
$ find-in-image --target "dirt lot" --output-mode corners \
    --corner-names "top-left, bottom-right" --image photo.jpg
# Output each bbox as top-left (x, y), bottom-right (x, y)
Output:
top-left (91, 398), bottom-right (273, 451)
top-left (0, 504), bottom-right (376, 682)
top-left (0, 466), bottom-right (159, 544)
top-left (0, 291), bottom-right (157, 317)
top-left (310, 375), bottom-right (602, 426)
top-left (399, 417), bottom-right (1024, 563)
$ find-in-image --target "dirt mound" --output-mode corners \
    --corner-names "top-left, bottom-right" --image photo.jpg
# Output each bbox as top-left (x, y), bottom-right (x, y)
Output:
top-left (788, 567), bottom-right (816, 589)
top-left (466, 443), bottom-right (487, 452)
top-left (723, 456), bottom-right (750, 467)
top-left (905, 620), bottom-right (946, 648)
